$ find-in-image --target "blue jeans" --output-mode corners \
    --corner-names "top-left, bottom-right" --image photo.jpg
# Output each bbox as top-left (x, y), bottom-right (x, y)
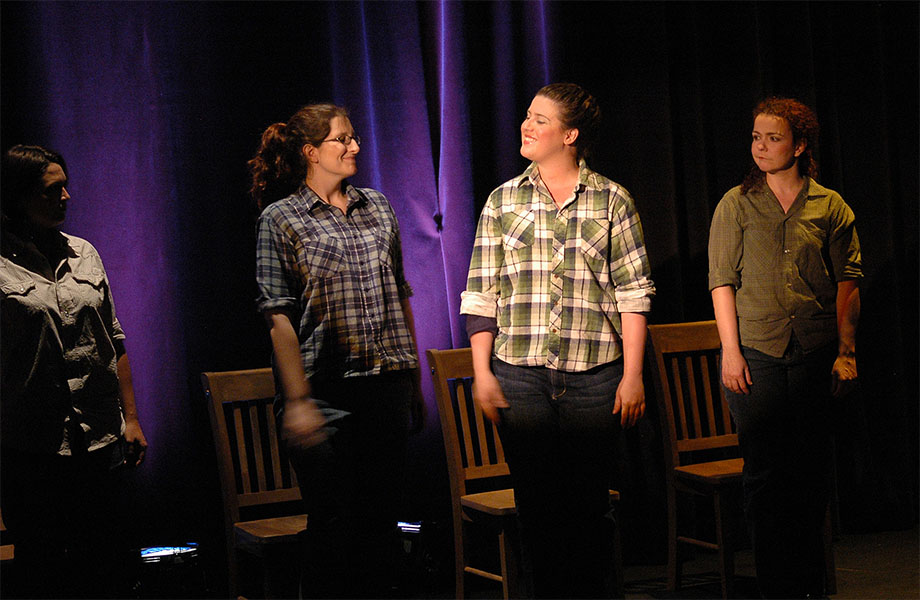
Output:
top-left (723, 339), bottom-right (836, 599)
top-left (285, 370), bottom-right (412, 599)
top-left (493, 358), bottom-right (622, 599)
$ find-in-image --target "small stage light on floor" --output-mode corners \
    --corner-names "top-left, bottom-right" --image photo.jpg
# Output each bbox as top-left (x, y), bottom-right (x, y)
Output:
top-left (133, 543), bottom-right (206, 598)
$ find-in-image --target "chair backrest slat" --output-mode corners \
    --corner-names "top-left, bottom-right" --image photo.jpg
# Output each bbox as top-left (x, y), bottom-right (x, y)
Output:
top-left (234, 406), bottom-right (251, 494)
top-left (670, 356), bottom-right (690, 440)
top-left (685, 355), bottom-right (703, 438)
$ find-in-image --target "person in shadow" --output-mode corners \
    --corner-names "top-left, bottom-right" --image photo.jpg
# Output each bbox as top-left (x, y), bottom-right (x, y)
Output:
top-left (0, 144), bottom-right (148, 598)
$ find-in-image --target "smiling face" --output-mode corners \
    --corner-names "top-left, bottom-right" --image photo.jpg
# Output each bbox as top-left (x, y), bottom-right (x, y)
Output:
top-left (307, 116), bottom-right (360, 182)
top-left (25, 162), bottom-right (70, 229)
top-left (520, 95), bottom-right (578, 164)
top-left (751, 113), bottom-right (805, 176)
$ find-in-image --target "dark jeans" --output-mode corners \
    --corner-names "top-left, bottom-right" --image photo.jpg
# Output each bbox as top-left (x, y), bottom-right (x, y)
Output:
top-left (493, 359), bottom-right (621, 599)
top-left (0, 445), bottom-right (127, 599)
top-left (723, 340), bottom-right (836, 599)
top-left (285, 370), bottom-right (412, 599)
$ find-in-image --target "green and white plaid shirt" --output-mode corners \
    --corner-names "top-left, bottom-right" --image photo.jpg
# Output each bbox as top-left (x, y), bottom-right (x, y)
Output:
top-left (461, 161), bottom-right (655, 372)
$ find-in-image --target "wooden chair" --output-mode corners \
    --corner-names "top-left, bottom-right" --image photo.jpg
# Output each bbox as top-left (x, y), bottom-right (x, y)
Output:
top-left (647, 320), bottom-right (836, 599)
top-left (0, 508), bottom-right (13, 563)
top-left (427, 348), bottom-right (623, 599)
top-left (201, 368), bottom-right (306, 599)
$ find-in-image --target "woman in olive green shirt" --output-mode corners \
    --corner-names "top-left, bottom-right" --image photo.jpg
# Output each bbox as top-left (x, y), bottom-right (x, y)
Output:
top-left (709, 97), bottom-right (861, 599)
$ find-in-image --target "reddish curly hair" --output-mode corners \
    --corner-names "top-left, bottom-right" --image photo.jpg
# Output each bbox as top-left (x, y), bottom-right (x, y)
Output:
top-left (741, 97), bottom-right (820, 194)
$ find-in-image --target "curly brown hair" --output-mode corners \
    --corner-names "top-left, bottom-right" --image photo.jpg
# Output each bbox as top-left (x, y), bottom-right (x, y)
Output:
top-left (248, 104), bottom-right (349, 210)
top-left (536, 83), bottom-right (602, 163)
top-left (741, 97), bottom-right (820, 194)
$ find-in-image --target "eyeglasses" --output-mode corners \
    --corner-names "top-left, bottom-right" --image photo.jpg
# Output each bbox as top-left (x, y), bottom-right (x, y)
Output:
top-left (321, 134), bottom-right (361, 147)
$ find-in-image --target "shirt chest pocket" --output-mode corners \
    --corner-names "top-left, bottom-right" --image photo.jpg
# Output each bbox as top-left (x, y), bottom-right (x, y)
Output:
top-left (1, 277), bottom-right (40, 314)
top-left (580, 218), bottom-right (609, 266)
top-left (66, 268), bottom-right (107, 312)
top-left (301, 237), bottom-right (348, 279)
top-left (501, 212), bottom-right (535, 252)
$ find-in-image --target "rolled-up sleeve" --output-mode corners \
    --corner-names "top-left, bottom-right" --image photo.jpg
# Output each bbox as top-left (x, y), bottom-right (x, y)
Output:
top-left (609, 189), bottom-right (655, 313)
top-left (255, 209), bottom-right (299, 314)
top-left (460, 193), bottom-right (503, 318)
top-left (827, 194), bottom-right (862, 281)
top-left (708, 191), bottom-right (743, 291)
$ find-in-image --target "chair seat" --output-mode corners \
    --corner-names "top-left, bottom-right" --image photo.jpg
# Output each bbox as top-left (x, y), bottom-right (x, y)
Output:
top-left (461, 489), bottom-right (517, 516)
top-left (461, 488), bottom-right (622, 517)
top-left (674, 458), bottom-right (744, 485)
top-left (234, 514), bottom-right (307, 556)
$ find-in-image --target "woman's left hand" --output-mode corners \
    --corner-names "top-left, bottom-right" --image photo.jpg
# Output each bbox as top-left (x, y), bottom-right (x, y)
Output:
top-left (831, 354), bottom-right (858, 398)
top-left (123, 417), bottom-right (148, 467)
top-left (614, 373), bottom-right (646, 428)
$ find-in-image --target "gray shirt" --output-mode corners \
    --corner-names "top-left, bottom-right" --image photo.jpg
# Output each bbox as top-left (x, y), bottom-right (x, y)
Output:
top-left (1, 229), bottom-right (126, 455)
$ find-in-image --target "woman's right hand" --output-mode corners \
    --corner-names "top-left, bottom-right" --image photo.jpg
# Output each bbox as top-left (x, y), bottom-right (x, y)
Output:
top-left (721, 347), bottom-right (752, 395)
top-left (282, 396), bottom-right (328, 448)
top-left (473, 371), bottom-right (509, 424)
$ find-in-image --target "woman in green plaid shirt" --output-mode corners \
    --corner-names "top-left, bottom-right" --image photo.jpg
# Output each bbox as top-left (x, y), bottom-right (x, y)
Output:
top-left (461, 83), bottom-right (655, 598)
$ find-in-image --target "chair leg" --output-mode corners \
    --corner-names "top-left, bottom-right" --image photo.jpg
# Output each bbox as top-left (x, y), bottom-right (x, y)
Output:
top-left (714, 490), bottom-right (735, 600)
top-left (823, 505), bottom-right (836, 595)
top-left (456, 516), bottom-right (467, 599)
top-left (667, 488), bottom-right (681, 592)
top-left (499, 518), bottom-right (529, 599)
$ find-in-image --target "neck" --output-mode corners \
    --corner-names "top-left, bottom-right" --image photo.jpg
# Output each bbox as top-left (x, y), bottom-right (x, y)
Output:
top-left (305, 173), bottom-right (346, 205)
top-left (765, 167), bottom-right (806, 197)
top-left (535, 153), bottom-right (579, 184)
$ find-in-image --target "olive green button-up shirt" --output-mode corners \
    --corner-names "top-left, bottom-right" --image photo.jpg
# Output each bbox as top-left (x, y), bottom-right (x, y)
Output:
top-left (708, 178), bottom-right (862, 358)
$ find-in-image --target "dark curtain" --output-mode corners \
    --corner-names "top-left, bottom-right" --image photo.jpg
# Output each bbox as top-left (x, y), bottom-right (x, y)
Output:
top-left (2, 0), bottom-right (916, 591)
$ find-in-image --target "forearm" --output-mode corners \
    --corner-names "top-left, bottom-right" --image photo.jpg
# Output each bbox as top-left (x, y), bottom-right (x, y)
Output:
top-left (116, 352), bottom-right (140, 421)
top-left (711, 285), bottom-right (742, 352)
top-left (836, 280), bottom-right (860, 356)
top-left (266, 311), bottom-right (311, 405)
top-left (469, 330), bottom-right (496, 377)
top-left (619, 312), bottom-right (648, 379)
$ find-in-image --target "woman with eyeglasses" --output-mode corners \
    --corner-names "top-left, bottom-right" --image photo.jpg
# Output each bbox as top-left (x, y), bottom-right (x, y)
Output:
top-left (460, 83), bottom-right (655, 598)
top-left (249, 103), bottom-right (423, 598)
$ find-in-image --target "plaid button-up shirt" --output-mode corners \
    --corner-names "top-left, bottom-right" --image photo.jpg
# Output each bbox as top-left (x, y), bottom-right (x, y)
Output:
top-left (256, 184), bottom-right (417, 380)
top-left (708, 178), bottom-right (862, 358)
top-left (461, 161), bottom-right (655, 372)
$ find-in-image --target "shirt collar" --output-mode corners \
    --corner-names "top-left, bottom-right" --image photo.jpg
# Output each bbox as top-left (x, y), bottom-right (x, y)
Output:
top-left (751, 177), bottom-right (827, 201)
top-left (1, 225), bottom-right (74, 259)
top-left (520, 159), bottom-right (596, 193)
top-left (296, 181), bottom-right (365, 213)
